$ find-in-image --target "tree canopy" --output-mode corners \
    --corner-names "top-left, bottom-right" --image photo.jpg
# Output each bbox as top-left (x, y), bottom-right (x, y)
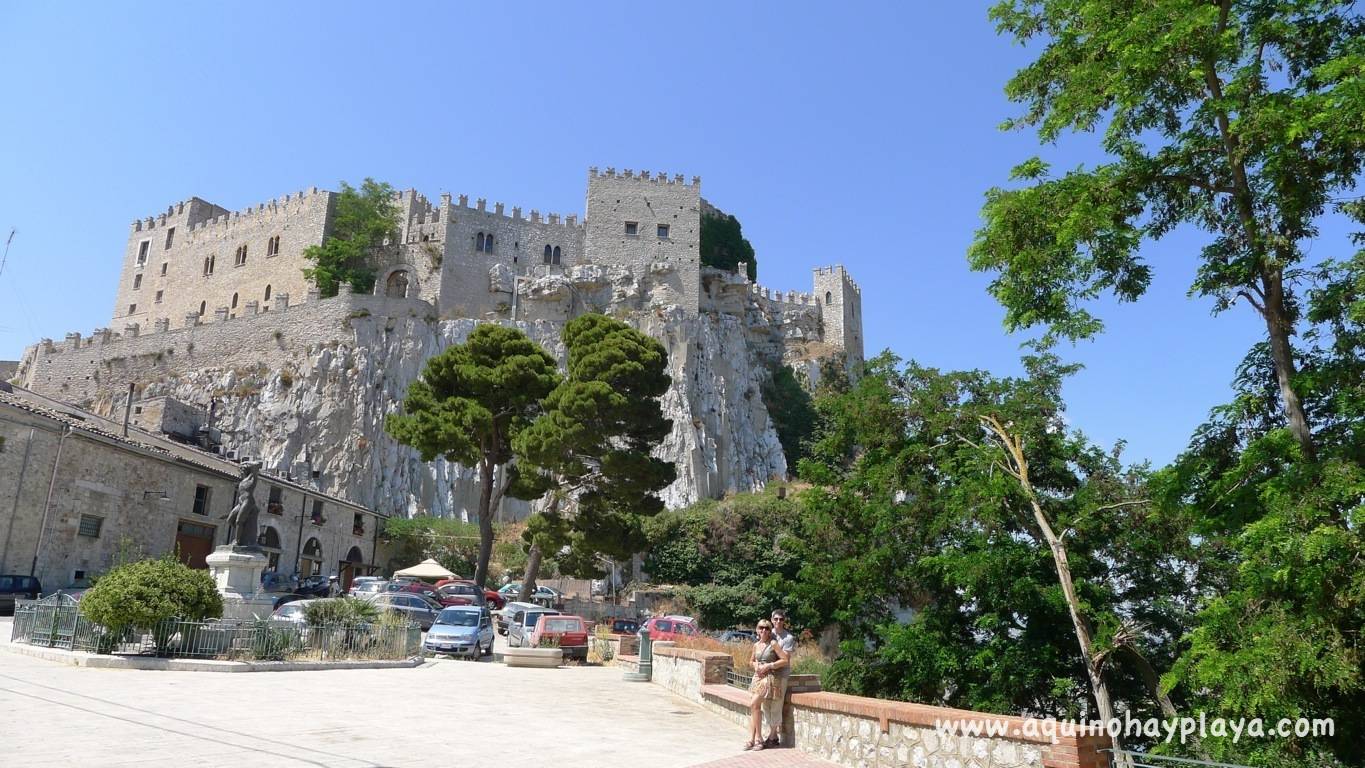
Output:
top-left (969, 0), bottom-right (1365, 461)
top-left (700, 211), bottom-right (758, 280)
top-left (514, 314), bottom-right (675, 581)
top-left (386, 324), bottom-right (561, 586)
top-left (303, 178), bottom-right (399, 297)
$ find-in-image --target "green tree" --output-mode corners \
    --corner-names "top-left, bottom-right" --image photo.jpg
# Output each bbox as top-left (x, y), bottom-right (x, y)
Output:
top-left (379, 515), bottom-right (482, 577)
top-left (80, 556), bottom-right (223, 633)
top-left (793, 353), bottom-right (1191, 736)
top-left (642, 490), bottom-right (803, 628)
top-left (303, 178), bottom-right (399, 297)
top-left (1155, 250), bottom-right (1365, 766)
top-left (970, 1), bottom-right (1365, 461)
top-left (387, 324), bottom-right (561, 587)
top-left (700, 211), bottom-right (757, 280)
top-left (513, 314), bottom-right (674, 594)
top-left (762, 364), bottom-right (818, 471)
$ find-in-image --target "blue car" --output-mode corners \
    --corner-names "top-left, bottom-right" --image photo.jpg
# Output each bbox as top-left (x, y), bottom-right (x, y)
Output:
top-left (423, 606), bottom-right (494, 658)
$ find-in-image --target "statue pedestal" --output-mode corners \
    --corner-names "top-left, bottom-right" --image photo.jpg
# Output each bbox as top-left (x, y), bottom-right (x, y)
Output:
top-left (205, 546), bottom-right (275, 621)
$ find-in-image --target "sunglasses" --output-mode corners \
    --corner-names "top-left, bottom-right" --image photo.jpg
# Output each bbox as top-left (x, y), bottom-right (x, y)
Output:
top-left (757, 625), bottom-right (772, 630)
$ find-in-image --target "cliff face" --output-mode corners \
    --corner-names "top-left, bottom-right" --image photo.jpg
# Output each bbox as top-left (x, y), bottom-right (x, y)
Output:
top-left (140, 308), bottom-right (787, 520)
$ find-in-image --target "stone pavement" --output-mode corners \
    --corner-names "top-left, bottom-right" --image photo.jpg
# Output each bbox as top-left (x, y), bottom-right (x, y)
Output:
top-left (0, 617), bottom-right (830, 768)
top-left (686, 749), bottom-right (838, 767)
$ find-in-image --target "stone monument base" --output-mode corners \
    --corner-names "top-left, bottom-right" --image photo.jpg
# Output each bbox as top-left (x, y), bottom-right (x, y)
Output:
top-left (206, 545), bottom-right (275, 621)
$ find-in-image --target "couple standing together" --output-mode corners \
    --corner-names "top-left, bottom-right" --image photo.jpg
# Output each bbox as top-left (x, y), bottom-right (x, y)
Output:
top-left (745, 609), bottom-right (795, 750)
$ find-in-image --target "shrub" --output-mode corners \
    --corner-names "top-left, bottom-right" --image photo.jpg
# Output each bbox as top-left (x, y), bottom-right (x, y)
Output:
top-left (302, 597), bottom-right (378, 627)
top-left (79, 556), bottom-right (222, 633)
top-left (674, 634), bottom-right (752, 674)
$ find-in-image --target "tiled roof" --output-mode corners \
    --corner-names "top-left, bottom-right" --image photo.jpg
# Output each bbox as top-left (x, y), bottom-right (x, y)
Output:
top-left (0, 387), bottom-right (379, 516)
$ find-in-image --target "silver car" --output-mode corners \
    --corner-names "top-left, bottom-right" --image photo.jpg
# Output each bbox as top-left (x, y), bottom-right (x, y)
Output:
top-left (369, 593), bottom-right (440, 630)
top-left (507, 607), bottom-right (560, 648)
top-left (423, 606), bottom-right (494, 658)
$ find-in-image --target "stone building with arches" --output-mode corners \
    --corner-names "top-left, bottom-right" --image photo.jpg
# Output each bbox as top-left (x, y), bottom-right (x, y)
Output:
top-left (0, 384), bottom-right (385, 592)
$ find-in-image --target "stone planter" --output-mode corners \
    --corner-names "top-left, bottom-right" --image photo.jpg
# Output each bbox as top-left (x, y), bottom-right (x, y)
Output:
top-left (503, 647), bottom-right (562, 668)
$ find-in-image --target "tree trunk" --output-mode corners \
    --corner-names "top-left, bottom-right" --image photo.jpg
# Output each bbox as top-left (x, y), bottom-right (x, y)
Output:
top-left (1122, 648), bottom-right (1210, 761)
top-left (983, 417), bottom-right (1125, 760)
top-left (473, 459), bottom-right (495, 588)
top-left (519, 495), bottom-right (559, 602)
top-left (519, 545), bottom-right (543, 603)
top-left (1261, 267), bottom-right (1317, 461)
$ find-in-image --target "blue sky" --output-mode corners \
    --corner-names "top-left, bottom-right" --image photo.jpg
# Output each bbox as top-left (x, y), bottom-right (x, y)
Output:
top-left (0, 2), bottom-right (1346, 466)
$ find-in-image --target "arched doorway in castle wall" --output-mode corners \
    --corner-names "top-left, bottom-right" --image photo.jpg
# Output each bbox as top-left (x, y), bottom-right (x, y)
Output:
top-left (385, 270), bottom-right (410, 298)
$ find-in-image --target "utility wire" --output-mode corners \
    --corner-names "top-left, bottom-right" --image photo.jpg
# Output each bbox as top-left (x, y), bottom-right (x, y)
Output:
top-left (0, 228), bottom-right (13, 279)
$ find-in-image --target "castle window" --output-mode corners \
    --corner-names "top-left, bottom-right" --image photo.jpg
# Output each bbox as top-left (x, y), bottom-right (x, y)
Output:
top-left (624, 221), bottom-right (638, 236)
top-left (476, 232), bottom-right (485, 252)
top-left (78, 514), bottom-right (103, 538)
top-left (164, 227), bottom-right (175, 250)
top-left (203, 256), bottom-right (215, 276)
top-left (137, 241), bottom-right (150, 265)
top-left (657, 224), bottom-right (670, 239)
top-left (266, 235), bottom-right (280, 257)
top-left (543, 245), bottom-right (553, 264)
top-left (133, 274), bottom-right (143, 290)
top-left (234, 245), bottom-right (247, 267)
top-left (199, 301), bottom-right (206, 316)
top-left (231, 292), bottom-right (239, 309)
top-left (484, 233), bottom-right (494, 253)
top-left (552, 246), bottom-right (561, 265)
top-left (154, 290), bottom-right (163, 304)
top-left (825, 291), bottom-right (832, 304)
top-left (128, 304), bottom-right (136, 315)
top-left (160, 262), bottom-right (168, 276)
top-left (264, 284), bottom-right (272, 301)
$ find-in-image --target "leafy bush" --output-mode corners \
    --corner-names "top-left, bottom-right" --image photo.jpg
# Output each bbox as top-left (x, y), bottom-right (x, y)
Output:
top-left (79, 556), bottom-right (222, 632)
top-left (302, 597), bottom-right (378, 627)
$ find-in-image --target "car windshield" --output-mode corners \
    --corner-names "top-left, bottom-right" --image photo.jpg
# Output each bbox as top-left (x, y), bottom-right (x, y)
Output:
top-left (436, 610), bottom-right (479, 627)
top-left (526, 613), bottom-right (554, 629)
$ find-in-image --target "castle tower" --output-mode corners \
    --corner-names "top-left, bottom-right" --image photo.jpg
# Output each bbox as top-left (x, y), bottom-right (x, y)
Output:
top-left (583, 168), bottom-right (702, 314)
top-left (813, 265), bottom-right (864, 371)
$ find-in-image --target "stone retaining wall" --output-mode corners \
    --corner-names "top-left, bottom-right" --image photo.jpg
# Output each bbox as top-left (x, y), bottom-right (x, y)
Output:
top-left (648, 644), bottom-right (1109, 768)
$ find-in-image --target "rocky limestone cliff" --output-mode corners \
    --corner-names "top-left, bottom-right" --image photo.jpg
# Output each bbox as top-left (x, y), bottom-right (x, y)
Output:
top-left (138, 308), bottom-right (787, 520)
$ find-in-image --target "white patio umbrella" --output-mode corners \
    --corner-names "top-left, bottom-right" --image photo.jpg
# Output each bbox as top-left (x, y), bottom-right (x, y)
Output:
top-left (391, 558), bottom-right (456, 580)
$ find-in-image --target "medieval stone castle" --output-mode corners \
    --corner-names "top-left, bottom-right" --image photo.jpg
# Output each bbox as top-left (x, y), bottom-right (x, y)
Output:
top-left (14, 167), bottom-right (863, 520)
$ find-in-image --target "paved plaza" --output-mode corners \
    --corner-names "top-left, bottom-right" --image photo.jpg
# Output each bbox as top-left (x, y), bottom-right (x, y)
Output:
top-left (0, 618), bottom-right (830, 768)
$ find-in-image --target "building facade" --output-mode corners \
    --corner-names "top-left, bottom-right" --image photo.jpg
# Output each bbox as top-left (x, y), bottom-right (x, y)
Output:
top-left (0, 385), bottom-right (383, 592)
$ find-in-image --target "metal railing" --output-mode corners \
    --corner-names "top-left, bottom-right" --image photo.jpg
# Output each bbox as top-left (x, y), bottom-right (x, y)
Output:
top-left (11, 601), bottom-right (421, 662)
top-left (1103, 751), bottom-right (1254, 768)
top-left (726, 668), bottom-right (753, 689)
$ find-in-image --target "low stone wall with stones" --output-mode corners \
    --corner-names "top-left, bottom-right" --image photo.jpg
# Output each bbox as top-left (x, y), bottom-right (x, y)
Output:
top-left (648, 644), bottom-right (1109, 768)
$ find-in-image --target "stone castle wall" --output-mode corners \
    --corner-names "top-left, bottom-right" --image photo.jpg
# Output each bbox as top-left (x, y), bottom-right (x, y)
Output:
top-left (113, 189), bottom-right (334, 336)
top-left (18, 288), bottom-right (432, 406)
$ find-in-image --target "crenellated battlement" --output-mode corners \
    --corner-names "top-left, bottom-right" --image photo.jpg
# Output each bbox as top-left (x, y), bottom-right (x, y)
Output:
top-left (588, 166), bottom-right (701, 188)
top-left (814, 264), bottom-right (862, 295)
top-left (449, 194), bottom-right (583, 230)
top-left (749, 283), bottom-right (820, 308)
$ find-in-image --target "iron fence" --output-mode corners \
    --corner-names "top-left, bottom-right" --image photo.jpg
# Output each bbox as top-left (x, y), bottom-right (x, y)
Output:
top-left (1103, 751), bottom-right (1255, 768)
top-left (10, 601), bottom-right (421, 662)
top-left (726, 668), bottom-right (753, 689)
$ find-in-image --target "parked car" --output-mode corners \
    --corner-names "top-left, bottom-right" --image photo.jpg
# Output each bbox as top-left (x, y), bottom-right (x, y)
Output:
top-left (272, 592), bottom-right (313, 610)
top-left (370, 593), bottom-right (441, 630)
top-left (716, 629), bottom-right (757, 644)
top-left (608, 618), bottom-right (641, 636)
top-left (349, 579), bottom-right (387, 598)
top-left (639, 615), bottom-right (699, 642)
top-left (270, 599), bottom-right (324, 624)
top-left (0, 575), bottom-right (43, 614)
top-left (496, 601), bottom-right (540, 635)
top-left (530, 614), bottom-right (589, 659)
top-left (507, 606), bottom-right (561, 648)
top-left (497, 583), bottom-right (562, 606)
top-left (295, 574), bottom-right (332, 598)
top-left (385, 580), bottom-right (467, 608)
top-left (423, 606), bottom-right (495, 658)
top-left (434, 581), bottom-right (485, 607)
top-left (436, 579), bottom-right (505, 610)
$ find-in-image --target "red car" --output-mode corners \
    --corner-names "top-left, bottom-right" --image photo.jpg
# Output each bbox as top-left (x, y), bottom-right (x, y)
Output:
top-left (384, 580), bottom-right (468, 608)
top-left (434, 579), bottom-right (506, 610)
top-left (640, 615), bottom-right (699, 642)
top-left (530, 614), bottom-right (590, 659)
